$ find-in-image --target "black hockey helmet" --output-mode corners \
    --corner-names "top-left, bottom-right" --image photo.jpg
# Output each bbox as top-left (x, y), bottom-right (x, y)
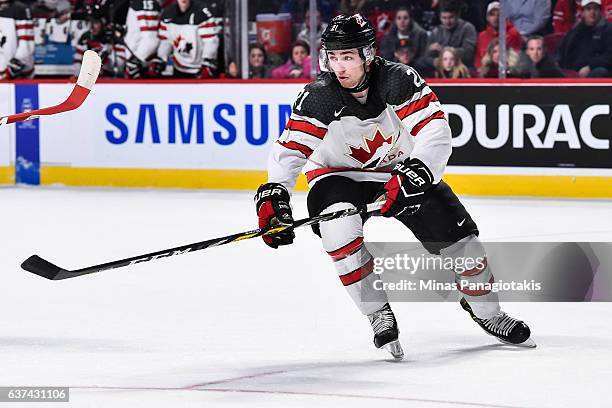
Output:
top-left (321, 14), bottom-right (376, 51)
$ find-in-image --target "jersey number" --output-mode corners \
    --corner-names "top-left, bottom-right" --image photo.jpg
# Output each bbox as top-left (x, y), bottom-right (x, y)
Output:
top-left (406, 66), bottom-right (425, 87)
top-left (294, 90), bottom-right (310, 112)
top-left (143, 0), bottom-right (155, 10)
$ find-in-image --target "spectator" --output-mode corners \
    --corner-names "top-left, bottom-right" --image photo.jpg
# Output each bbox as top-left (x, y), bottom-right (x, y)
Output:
top-left (271, 39), bottom-right (313, 79)
top-left (474, 2), bottom-right (523, 69)
top-left (479, 38), bottom-right (520, 78)
top-left (393, 41), bottom-right (416, 66)
top-left (518, 35), bottom-right (564, 77)
top-left (0, 0), bottom-right (35, 80)
top-left (554, 0), bottom-right (612, 34)
top-left (248, 43), bottom-right (272, 78)
top-left (502, 0), bottom-right (551, 37)
top-left (379, 7), bottom-right (427, 61)
top-left (123, 0), bottom-right (162, 79)
top-left (435, 46), bottom-right (470, 78)
top-left (156, 0), bottom-right (222, 78)
top-left (423, 0), bottom-right (477, 68)
top-left (558, 0), bottom-right (612, 77)
top-left (296, 8), bottom-right (328, 52)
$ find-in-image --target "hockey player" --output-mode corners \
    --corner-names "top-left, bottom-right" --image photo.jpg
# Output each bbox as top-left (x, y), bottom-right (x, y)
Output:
top-left (123, 0), bottom-right (161, 79)
top-left (153, 0), bottom-right (221, 78)
top-left (0, 0), bottom-right (35, 80)
top-left (254, 14), bottom-right (535, 359)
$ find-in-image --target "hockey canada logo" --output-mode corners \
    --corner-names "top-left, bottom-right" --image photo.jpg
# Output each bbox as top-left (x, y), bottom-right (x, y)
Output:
top-left (345, 127), bottom-right (394, 168)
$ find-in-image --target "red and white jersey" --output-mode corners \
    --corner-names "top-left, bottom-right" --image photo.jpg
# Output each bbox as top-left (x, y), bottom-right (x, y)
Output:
top-left (0, 1), bottom-right (34, 76)
top-left (268, 58), bottom-right (452, 192)
top-left (157, 1), bottom-right (220, 74)
top-left (124, 0), bottom-right (161, 61)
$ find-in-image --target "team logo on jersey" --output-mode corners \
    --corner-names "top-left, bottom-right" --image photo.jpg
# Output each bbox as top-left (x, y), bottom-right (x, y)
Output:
top-left (345, 127), bottom-right (395, 168)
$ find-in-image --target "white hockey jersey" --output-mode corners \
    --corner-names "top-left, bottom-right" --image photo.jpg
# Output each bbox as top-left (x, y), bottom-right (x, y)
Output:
top-left (157, 1), bottom-right (220, 75)
top-left (0, 1), bottom-right (34, 77)
top-left (124, 0), bottom-right (161, 61)
top-left (269, 58), bottom-right (452, 192)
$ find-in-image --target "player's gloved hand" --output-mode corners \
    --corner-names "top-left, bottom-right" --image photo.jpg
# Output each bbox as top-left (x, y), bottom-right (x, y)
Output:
top-left (125, 55), bottom-right (143, 79)
top-left (147, 57), bottom-right (166, 77)
top-left (381, 158), bottom-right (434, 218)
top-left (254, 183), bottom-right (295, 249)
top-left (7, 58), bottom-right (26, 79)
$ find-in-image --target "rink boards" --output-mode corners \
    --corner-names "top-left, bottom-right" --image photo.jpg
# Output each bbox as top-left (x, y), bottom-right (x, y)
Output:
top-left (2, 79), bottom-right (612, 197)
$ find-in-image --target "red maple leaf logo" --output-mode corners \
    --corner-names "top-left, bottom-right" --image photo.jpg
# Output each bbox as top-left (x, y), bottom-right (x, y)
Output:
top-left (173, 34), bottom-right (183, 49)
top-left (346, 128), bottom-right (394, 167)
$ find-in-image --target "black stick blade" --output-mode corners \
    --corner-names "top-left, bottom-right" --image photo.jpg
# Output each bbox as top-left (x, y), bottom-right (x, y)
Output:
top-left (21, 255), bottom-right (67, 280)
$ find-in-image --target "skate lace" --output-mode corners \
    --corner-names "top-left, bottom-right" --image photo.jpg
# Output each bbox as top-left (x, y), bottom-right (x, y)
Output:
top-left (483, 312), bottom-right (518, 337)
top-left (368, 305), bottom-right (395, 335)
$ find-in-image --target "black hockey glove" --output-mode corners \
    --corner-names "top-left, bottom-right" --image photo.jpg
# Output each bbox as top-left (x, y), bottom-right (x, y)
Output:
top-left (255, 183), bottom-right (295, 249)
top-left (381, 158), bottom-right (434, 218)
top-left (7, 58), bottom-right (26, 79)
top-left (125, 55), bottom-right (144, 79)
top-left (147, 57), bottom-right (166, 78)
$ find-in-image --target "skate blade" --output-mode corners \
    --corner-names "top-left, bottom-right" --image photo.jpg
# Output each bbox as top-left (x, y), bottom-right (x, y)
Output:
top-left (498, 337), bottom-right (537, 348)
top-left (383, 340), bottom-right (404, 359)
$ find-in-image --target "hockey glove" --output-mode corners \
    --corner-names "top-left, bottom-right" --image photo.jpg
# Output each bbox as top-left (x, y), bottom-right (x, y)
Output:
top-left (200, 66), bottom-right (215, 79)
top-left (7, 58), bottom-right (26, 79)
top-left (381, 158), bottom-right (434, 218)
top-left (125, 55), bottom-right (144, 79)
top-left (147, 57), bottom-right (166, 78)
top-left (254, 183), bottom-right (295, 249)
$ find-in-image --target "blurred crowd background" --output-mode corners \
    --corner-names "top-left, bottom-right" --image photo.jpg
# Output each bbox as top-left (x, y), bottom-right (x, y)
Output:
top-left (0, 0), bottom-right (610, 81)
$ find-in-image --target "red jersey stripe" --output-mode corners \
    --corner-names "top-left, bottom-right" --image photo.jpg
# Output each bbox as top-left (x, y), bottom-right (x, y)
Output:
top-left (18, 36), bottom-right (34, 41)
top-left (285, 119), bottom-right (327, 139)
top-left (410, 110), bottom-right (446, 136)
top-left (278, 140), bottom-right (313, 158)
top-left (137, 15), bottom-right (159, 21)
top-left (396, 92), bottom-right (439, 120)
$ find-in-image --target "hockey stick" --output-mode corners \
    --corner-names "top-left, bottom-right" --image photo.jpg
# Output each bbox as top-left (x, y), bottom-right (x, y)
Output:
top-left (21, 201), bottom-right (385, 280)
top-left (0, 50), bottom-right (101, 126)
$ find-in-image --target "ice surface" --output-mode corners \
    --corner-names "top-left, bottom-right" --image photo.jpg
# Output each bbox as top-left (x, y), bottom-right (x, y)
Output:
top-left (1, 187), bottom-right (611, 408)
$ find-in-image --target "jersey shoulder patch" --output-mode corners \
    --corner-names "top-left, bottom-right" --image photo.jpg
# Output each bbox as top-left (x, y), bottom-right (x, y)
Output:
top-left (377, 60), bottom-right (427, 106)
top-left (293, 73), bottom-right (341, 126)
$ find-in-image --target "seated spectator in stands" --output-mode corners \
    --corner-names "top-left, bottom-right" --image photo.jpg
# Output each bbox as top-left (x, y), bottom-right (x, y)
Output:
top-left (248, 43), bottom-right (272, 78)
top-left (271, 40), bottom-right (313, 79)
top-left (558, 0), bottom-right (612, 77)
top-left (435, 46), bottom-right (470, 78)
top-left (393, 41), bottom-right (416, 66)
top-left (423, 0), bottom-right (477, 69)
top-left (296, 8), bottom-right (328, 52)
top-left (379, 6), bottom-right (427, 61)
top-left (479, 38), bottom-right (520, 78)
top-left (502, 0), bottom-right (551, 37)
top-left (474, 2), bottom-right (523, 69)
top-left (554, 0), bottom-right (612, 34)
top-left (518, 36), bottom-right (564, 77)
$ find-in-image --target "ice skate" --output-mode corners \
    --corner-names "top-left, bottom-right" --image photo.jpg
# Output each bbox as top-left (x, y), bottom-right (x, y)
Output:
top-left (460, 298), bottom-right (536, 348)
top-left (368, 303), bottom-right (404, 359)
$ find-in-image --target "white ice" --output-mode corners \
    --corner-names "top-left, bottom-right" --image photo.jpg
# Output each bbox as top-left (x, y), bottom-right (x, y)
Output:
top-left (1, 187), bottom-right (611, 408)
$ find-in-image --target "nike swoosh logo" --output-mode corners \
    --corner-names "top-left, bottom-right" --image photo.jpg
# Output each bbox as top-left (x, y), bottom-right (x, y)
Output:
top-left (334, 106), bottom-right (346, 117)
top-left (457, 218), bottom-right (466, 226)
